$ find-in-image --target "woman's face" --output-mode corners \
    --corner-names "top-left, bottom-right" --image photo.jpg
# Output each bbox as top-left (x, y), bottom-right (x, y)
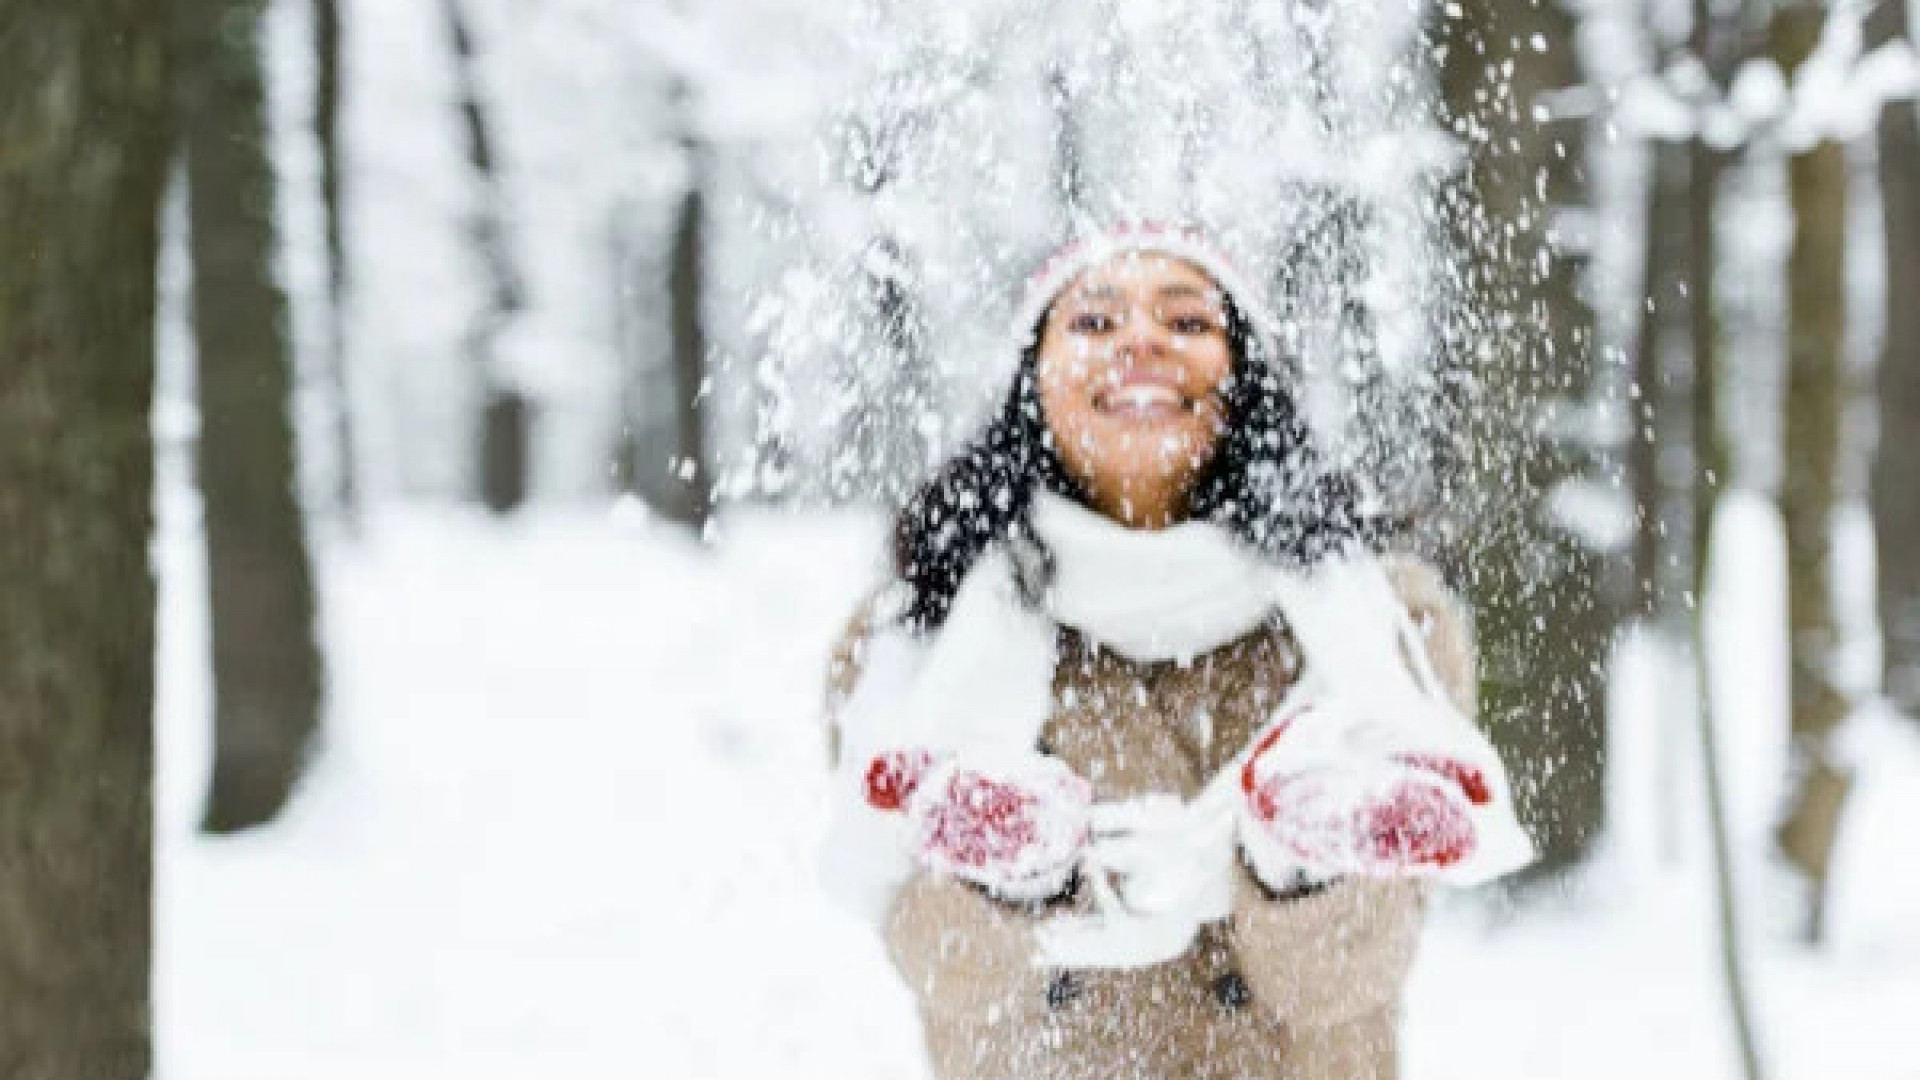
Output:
top-left (1035, 251), bottom-right (1234, 526)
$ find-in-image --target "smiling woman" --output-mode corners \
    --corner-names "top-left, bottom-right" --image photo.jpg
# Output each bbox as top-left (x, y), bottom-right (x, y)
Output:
top-left (818, 222), bottom-right (1527, 1080)
top-left (884, 226), bottom-right (1376, 634)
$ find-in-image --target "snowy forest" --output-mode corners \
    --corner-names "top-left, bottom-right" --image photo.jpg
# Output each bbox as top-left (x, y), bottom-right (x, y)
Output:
top-left (3, 0), bottom-right (1920, 1076)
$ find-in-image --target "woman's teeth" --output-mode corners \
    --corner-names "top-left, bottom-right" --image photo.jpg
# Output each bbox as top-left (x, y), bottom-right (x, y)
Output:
top-left (1102, 385), bottom-right (1185, 416)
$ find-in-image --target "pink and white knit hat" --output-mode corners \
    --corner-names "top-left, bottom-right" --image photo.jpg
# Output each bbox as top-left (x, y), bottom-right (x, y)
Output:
top-left (1009, 221), bottom-right (1275, 350)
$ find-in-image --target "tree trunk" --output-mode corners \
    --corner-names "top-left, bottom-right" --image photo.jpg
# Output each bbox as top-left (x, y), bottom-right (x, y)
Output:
top-left (1682, 3), bottom-right (1767, 1073)
top-left (177, 0), bottom-right (327, 834)
top-left (1632, 139), bottom-right (1692, 620)
top-left (0, 3), bottom-right (167, 1072)
top-left (1869, 0), bottom-right (1920, 718)
top-left (666, 162), bottom-right (714, 528)
top-left (1632, 114), bottom-right (1697, 867)
top-left (1772, 2), bottom-right (1854, 945)
top-left (313, 0), bottom-right (359, 526)
top-left (442, 0), bottom-right (530, 512)
top-left (608, 209), bottom-right (697, 508)
top-left (609, 212), bottom-right (648, 498)
top-left (1436, 0), bottom-right (1616, 875)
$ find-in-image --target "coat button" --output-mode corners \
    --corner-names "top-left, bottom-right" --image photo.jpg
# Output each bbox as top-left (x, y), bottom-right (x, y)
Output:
top-left (1214, 971), bottom-right (1252, 1009)
top-left (1046, 971), bottom-right (1083, 1009)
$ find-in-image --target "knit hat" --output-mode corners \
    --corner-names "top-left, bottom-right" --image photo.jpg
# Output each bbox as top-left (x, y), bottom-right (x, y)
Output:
top-left (1009, 221), bottom-right (1275, 351)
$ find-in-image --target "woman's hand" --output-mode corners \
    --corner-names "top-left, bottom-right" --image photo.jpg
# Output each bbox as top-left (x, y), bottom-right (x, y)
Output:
top-left (1237, 708), bottom-right (1487, 882)
top-left (863, 748), bottom-right (1094, 903)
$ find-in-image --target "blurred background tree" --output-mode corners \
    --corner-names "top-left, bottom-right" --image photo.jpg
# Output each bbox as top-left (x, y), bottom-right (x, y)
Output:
top-left (0, 1), bottom-right (169, 1073)
top-left (314, 0), bottom-right (357, 525)
top-left (1437, 0), bottom-right (1617, 875)
top-left (1772, 0), bottom-right (1855, 948)
top-left (1871, 0), bottom-right (1920, 721)
top-left (441, 0), bottom-right (532, 514)
top-left (659, 81), bottom-right (714, 529)
top-left (173, 0), bottom-right (327, 833)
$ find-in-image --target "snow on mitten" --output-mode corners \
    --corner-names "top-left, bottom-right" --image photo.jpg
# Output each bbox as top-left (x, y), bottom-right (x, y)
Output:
top-left (1237, 709), bottom-right (1487, 882)
top-left (863, 748), bottom-right (1094, 902)
top-left (1242, 761), bottom-right (1479, 879)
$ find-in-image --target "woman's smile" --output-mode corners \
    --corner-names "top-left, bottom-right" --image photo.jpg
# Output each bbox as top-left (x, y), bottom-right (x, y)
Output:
top-left (1093, 369), bottom-right (1202, 420)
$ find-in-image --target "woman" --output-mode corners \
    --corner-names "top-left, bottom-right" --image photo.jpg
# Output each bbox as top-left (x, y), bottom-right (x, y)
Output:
top-left (821, 223), bottom-right (1526, 1080)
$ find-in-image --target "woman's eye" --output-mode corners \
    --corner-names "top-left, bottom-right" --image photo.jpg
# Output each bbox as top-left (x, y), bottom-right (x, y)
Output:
top-left (1068, 312), bottom-right (1114, 334)
top-left (1169, 314), bottom-right (1218, 335)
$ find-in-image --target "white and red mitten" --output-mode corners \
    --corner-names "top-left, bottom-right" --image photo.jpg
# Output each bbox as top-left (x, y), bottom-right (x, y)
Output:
top-left (863, 748), bottom-right (1093, 902)
top-left (1237, 707), bottom-right (1492, 882)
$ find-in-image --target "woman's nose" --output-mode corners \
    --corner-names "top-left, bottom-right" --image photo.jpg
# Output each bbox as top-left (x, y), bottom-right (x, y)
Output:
top-left (1115, 305), bottom-right (1169, 360)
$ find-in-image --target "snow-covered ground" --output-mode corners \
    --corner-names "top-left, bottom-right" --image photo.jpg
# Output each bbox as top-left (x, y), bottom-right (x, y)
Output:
top-left (153, 493), bottom-right (1920, 1080)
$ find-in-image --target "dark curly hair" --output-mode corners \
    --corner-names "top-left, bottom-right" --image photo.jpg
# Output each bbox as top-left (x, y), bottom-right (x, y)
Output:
top-left (891, 301), bottom-right (1386, 631)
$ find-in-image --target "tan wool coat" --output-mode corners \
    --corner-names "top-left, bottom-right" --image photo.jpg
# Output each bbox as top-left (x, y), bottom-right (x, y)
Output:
top-left (825, 555), bottom-right (1477, 1080)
